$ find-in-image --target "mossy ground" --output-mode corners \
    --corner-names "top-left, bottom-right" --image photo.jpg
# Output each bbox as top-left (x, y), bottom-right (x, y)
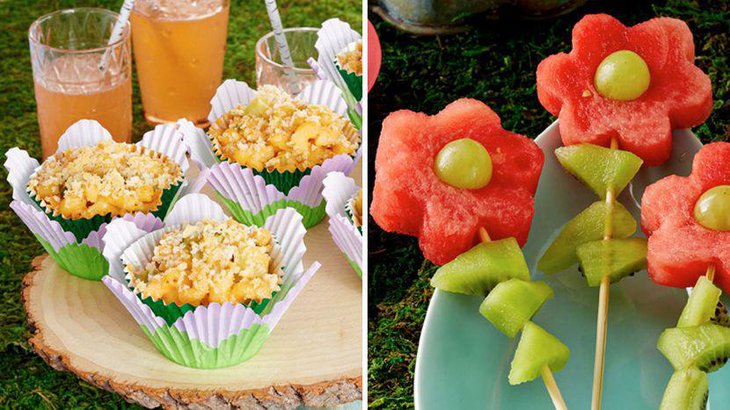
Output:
top-left (368, 1), bottom-right (729, 408)
top-left (0, 1), bottom-right (360, 408)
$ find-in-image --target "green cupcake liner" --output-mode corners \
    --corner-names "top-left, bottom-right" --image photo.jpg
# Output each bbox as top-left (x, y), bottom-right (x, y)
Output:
top-left (37, 236), bottom-right (108, 280)
top-left (336, 62), bottom-right (363, 101)
top-left (217, 193), bottom-right (327, 228)
top-left (143, 323), bottom-right (269, 369)
top-left (124, 266), bottom-right (277, 326)
top-left (347, 256), bottom-right (362, 277)
top-left (31, 180), bottom-right (183, 242)
top-left (252, 167), bottom-right (312, 196)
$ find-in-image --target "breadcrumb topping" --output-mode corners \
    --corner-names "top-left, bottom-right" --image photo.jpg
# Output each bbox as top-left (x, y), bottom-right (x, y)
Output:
top-left (28, 141), bottom-right (182, 219)
top-left (209, 85), bottom-right (359, 172)
top-left (128, 219), bottom-right (281, 307)
top-left (337, 40), bottom-right (362, 76)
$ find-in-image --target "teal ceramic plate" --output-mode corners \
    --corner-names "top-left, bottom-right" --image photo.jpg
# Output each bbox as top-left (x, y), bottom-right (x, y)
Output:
top-left (415, 122), bottom-right (730, 409)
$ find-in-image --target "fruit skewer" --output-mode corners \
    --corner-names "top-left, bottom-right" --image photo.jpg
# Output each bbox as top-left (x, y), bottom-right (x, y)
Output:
top-left (641, 142), bottom-right (730, 409)
top-left (371, 99), bottom-right (561, 406)
top-left (535, 13), bottom-right (714, 408)
top-left (433, 227), bottom-right (570, 409)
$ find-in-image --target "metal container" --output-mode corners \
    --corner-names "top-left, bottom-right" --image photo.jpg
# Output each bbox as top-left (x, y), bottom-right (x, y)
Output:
top-left (372, 0), bottom-right (587, 34)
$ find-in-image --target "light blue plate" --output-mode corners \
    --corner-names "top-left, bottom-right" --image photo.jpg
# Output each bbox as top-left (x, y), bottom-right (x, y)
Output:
top-left (415, 122), bottom-right (730, 409)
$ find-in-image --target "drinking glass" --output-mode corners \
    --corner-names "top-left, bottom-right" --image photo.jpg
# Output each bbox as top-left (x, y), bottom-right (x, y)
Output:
top-left (131, 0), bottom-right (230, 127)
top-left (29, 8), bottom-right (132, 159)
top-left (256, 27), bottom-right (319, 95)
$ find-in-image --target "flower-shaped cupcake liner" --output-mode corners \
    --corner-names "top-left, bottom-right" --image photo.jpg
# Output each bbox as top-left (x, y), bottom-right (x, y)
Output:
top-left (641, 142), bottom-right (730, 292)
top-left (323, 172), bottom-right (362, 276)
top-left (309, 18), bottom-right (363, 129)
top-left (102, 194), bottom-right (320, 368)
top-left (184, 79), bottom-right (360, 228)
top-left (536, 14), bottom-right (712, 166)
top-left (371, 99), bottom-right (544, 265)
top-left (4, 120), bottom-right (200, 280)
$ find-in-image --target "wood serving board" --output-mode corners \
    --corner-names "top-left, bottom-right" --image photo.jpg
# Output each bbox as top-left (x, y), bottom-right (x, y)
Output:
top-left (21, 166), bottom-right (363, 410)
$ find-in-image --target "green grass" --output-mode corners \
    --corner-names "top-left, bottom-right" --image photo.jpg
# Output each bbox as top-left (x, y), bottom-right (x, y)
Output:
top-left (368, 0), bottom-right (729, 408)
top-left (0, 1), bottom-right (360, 408)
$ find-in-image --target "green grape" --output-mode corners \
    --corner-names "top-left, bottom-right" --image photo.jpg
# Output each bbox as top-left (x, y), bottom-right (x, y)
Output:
top-left (434, 138), bottom-right (492, 189)
top-left (694, 185), bottom-right (730, 231)
top-left (594, 50), bottom-right (651, 101)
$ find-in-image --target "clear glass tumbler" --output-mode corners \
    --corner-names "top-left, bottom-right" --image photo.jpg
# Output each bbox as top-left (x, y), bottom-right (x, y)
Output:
top-left (29, 8), bottom-right (132, 159)
top-left (256, 27), bottom-right (320, 95)
top-left (131, 0), bottom-right (230, 127)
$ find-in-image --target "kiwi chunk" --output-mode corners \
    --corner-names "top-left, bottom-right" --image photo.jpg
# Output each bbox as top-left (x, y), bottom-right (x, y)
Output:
top-left (712, 301), bottom-right (730, 327)
top-left (479, 279), bottom-right (554, 338)
top-left (508, 322), bottom-right (570, 385)
top-left (659, 368), bottom-right (708, 410)
top-left (658, 323), bottom-right (730, 372)
top-left (576, 238), bottom-right (647, 287)
top-left (555, 143), bottom-right (643, 199)
top-left (539, 201), bottom-right (637, 274)
top-left (431, 238), bottom-right (529, 296)
top-left (678, 276), bottom-right (722, 327)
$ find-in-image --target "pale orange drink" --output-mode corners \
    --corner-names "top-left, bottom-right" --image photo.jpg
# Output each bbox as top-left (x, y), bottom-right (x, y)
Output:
top-left (29, 8), bottom-right (132, 158)
top-left (131, 0), bottom-right (230, 126)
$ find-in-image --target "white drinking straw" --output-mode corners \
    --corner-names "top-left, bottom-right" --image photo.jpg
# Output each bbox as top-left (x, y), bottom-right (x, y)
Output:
top-left (98, 0), bottom-right (135, 72)
top-left (263, 0), bottom-right (301, 94)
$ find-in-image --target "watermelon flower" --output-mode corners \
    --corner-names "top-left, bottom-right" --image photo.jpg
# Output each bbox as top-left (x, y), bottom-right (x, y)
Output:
top-left (641, 143), bottom-right (730, 293)
top-left (371, 99), bottom-right (544, 265)
top-left (537, 14), bottom-right (712, 167)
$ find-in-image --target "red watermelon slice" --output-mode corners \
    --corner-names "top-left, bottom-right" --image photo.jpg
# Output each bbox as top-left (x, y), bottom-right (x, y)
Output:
top-left (536, 14), bottom-right (712, 166)
top-left (371, 99), bottom-right (544, 265)
top-left (641, 142), bottom-right (730, 292)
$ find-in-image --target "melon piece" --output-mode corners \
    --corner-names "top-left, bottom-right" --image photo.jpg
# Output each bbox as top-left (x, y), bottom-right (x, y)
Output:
top-left (370, 99), bottom-right (544, 265)
top-left (509, 322), bottom-right (570, 385)
top-left (539, 201), bottom-right (637, 274)
top-left (555, 143), bottom-right (643, 199)
top-left (658, 323), bottom-right (730, 372)
top-left (659, 368), bottom-right (708, 410)
top-left (678, 276), bottom-right (722, 328)
top-left (576, 238), bottom-right (647, 287)
top-left (536, 14), bottom-right (713, 166)
top-left (431, 238), bottom-right (529, 296)
top-left (479, 279), bottom-right (554, 338)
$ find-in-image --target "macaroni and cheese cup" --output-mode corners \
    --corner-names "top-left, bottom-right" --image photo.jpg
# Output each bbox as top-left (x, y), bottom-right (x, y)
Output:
top-left (184, 79), bottom-right (360, 229)
top-left (4, 120), bottom-right (197, 280)
top-left (313, 19), bottom-right (362, 106)
top-left (102, 194), bottom-right (319, 368)
top-left (322, 172), bottom-right (363, 276)
top-left (334, 40), bottom-right (363, 102)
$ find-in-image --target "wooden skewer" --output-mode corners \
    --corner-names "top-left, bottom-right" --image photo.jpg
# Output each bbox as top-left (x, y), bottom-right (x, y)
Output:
top-left (707, 264), bottom-right (716, 283)
top-left (591, 137), bottom-right (619, 410)
top-left (478, 227), bottom-right (568, 410)
top-left (542, 365), bottom-right (569, 410)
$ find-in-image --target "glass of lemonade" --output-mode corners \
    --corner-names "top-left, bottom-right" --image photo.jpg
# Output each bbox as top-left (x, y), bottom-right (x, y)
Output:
top-left (131, 0), bottom-right (230, 127)
top-left (29, 8), bottom-right (132, 159)
top-left (256, 27), bottom-right (320, 95)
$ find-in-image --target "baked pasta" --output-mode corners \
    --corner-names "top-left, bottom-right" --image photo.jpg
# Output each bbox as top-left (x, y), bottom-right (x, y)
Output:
top-left (209, 85), bottom-right (359, 172)
top-left (28, 141), bottom-right (182, 219)
top-left (128, 219), bottom-right (281, 306)
top-left (336, 40), bottom-right (363, 76)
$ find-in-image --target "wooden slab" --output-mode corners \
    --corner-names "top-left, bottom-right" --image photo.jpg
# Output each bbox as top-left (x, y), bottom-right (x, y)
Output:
top-left (22, 166), bottom-right (363, 409)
